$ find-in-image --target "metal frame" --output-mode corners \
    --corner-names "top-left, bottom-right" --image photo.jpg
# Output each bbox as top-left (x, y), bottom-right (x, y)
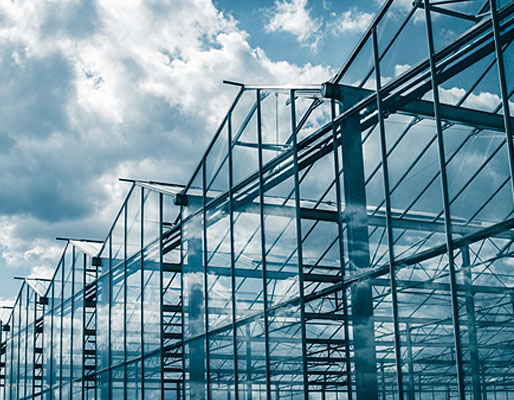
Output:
top-left (2, 1), bottom-right (514, 399)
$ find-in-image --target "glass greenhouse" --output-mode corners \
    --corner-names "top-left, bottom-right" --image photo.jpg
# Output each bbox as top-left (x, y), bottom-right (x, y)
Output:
top-left (1, 0), bottom-right (514, 398)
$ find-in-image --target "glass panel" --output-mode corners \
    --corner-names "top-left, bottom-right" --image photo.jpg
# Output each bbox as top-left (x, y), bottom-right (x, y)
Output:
top-left (183, 213), bottom-right (205, 339)
top-left (231, 90), bottom-right (260, 186)
top-left (143, 354), bottom-right (161, 400)
top-left (262, 169), bottom-right (304, 395)
top-left (111, 364), bottom-right (124, 399)
top-left (339, 35), bottom-right (374, 89)
top-left (143, 242), bottom-right (161, 354)
top-left (206, 202), bottom-right (232, 330)
top-left (236, 319), bottom-right (267, 399)
top-left (97, 271), bottom-right (110, 370)
top-left (184, 165), bottom-right (203, 220)
top-left (259, 90), bottom-right (293, 164)
top-left (430, 2), bottom-right (480, 53)
top-left (377, 4), bottom-right (427, 89)
top-left (61, 298), bottom-right (72, 392)
top-left (111, 260), bottom-right (125, 365)
top-left (208, 328), bottom-right (236, 398)
top-left (126, 251), bottom-right (142, 359)
top-left (143, 189), bottom-right (160, 247)
top-left (127, 359), bottom-right (142, 399)
top-left (205, 122), bottom-right (229, 202)
top-left (127, 185), bottom-right (142, 258)
top-left (111, 206), bottom-right (125, 267)
top-left (72, 295), bottom-right (83, 385)
top-left (268, 306), bottom-right (304, 398)
top-left (52, 284), bottom-right (61, 395)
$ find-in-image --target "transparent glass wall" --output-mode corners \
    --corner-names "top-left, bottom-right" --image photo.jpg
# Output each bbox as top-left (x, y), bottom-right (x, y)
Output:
top-left (2, 2), bottom-right (514, 399)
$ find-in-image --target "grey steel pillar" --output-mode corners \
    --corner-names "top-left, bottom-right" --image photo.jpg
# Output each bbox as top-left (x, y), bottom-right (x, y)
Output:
top-left (380, 363), bottom-right (386, 400)
top-left (462, 246), bottom-right (481, 400)
top-left (341, 115), bottom-right (378, 400)
top-left (481, 368), bottom-right (487, 400)
top-left (405, 324), bottom-right (415, 400)
top-left (188, 234), bottom-right (206, 399)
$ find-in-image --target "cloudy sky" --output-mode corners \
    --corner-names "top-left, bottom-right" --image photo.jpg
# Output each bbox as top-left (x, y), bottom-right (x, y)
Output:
top-left (0, 0), bottom-right (382, 311)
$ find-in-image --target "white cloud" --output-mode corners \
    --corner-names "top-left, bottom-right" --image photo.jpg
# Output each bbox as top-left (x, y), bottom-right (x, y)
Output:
top-left (439, 87), bottom-right (514, 114)
top-left (0, 0), bottom-right (333, 288)
top-left (265, 0), bottom-right (323, 51)
top-left (329, 8), bottom-right (374, 35)
top-left (394, 63), bottom-right (411, 77)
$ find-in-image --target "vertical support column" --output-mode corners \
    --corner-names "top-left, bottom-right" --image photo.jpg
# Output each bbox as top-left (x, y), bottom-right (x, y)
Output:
top-left (23, 288), bottom-right (28, 400)
top-left (123, 204), bottom-right (128, 400)
top-left (405, 324), bottom-right (415, 400)
top-left (329, 99), bottom-right (353, 399)
top-left (462, 246), bottom-right (481, 400)
top-left (290, 89), bottom-right (310, 399)
top-left (108, 235), bottom-right (113, 400)
top-left (69, 250), bottom-right (75, 400)
top-left (227, 111), bottom-right (240, 400)
top-left (187, 234), bottom-right (207, 398)
top-left (380, 363), bottom-right (386, 400)
top-left (256, 89), bottom-right (272, 399)
top-left (371, 25), bottom-right (405, 400)
top-left (202, 160), bottom-right (211, 400)
top-left (49, 285), bottom-right (54, 399)
top-left (59, 259), bottom-right (64, 400)
top-left (423, 2), bottom-right (466, 399)
top-left (140, 188), bottom-right (145, 398)
top-left (341, 113), bottom-right (378, 400)
top-left (187, 183), bottom-right (207, 400)
top-left (159, 193), bottom-right (165, 400)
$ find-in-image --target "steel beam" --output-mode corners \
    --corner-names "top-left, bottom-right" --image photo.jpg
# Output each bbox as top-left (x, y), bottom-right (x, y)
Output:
top-left (322, 82), bottom-right (514, 133)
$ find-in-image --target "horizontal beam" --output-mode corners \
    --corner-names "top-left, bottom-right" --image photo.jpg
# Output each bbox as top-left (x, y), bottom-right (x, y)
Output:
top-left (323, 82), bottom-right (514, 133)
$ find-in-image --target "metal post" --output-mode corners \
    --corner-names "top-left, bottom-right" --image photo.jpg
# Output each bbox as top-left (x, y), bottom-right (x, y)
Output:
top-left (290, 89), bottom-right (310, 398)
top-left (372, 25), bottom-right (405, 400)
top-left (423, 1), bottom-right (466, 399)
top-left (140, 187), bottom-right (145, 398)
top-left (108, 235), bottom-right (113, 400)
top-left (381, 363), bottom-right (386, 400)
top-left (49, 284), bottom-right (54, 399)
top-left (405, 324), bottom-right (415, 400)
top-left (123, 203), bottom-right (128, 400)
top-left (69, 248), bottom-right (74, 400)
top-left (82, 248), bottom-right (86, 399)
top-left (202, 159), bottom-right (211, 400)
top-left (227, 111), bottom-right (240, 400)
top-left (159, 193), bottom-right (165, 400)
top-left (462, 245), bottom-right (481, 400)
top-left (59, 260), bottom-right (64, 400)
top-left (256, 89), bottom-right (272, 399)
top-left (23, 288), bottom-right (28, 400)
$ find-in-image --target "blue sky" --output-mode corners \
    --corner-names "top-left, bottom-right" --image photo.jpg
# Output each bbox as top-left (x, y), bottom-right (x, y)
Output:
top-left (0, 0), bottom-right (380, 311)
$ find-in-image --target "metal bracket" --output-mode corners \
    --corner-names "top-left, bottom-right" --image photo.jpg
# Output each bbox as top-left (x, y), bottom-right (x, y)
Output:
top-left (175, 192), bottom-right (189, 206)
